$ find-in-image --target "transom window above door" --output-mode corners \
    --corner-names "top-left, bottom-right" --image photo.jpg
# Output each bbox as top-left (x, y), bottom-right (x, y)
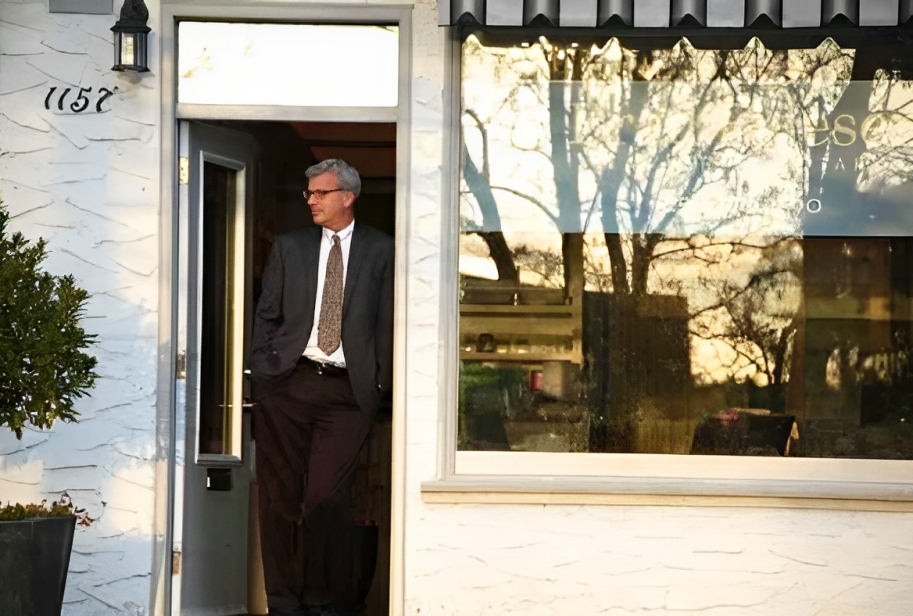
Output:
top-left (177, 22), bottom-right (399, 107)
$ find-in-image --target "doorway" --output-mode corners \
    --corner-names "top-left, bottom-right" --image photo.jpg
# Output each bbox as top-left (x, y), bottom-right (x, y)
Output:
top-left (165, 14), bottom-right (409, 615)
top-left (177, 119), bottom-right (396, 616)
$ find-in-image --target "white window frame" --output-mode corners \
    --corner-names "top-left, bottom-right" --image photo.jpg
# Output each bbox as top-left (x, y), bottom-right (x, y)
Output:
top-left (423, 28), bottom-right (913, 512)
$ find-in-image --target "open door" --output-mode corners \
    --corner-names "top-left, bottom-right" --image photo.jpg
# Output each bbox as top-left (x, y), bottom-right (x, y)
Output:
top-left (174, 121), bottom-right (261, 615)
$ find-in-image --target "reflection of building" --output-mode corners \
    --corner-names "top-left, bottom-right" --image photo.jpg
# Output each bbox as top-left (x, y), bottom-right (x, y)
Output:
top-left (2, 1), bottom-right (913, 615)
top-left (794, 238), bottom-right (913, 444)
top-left (460, 279), bottom-right (582, 364)
top-left (585, 292), bottom-right (691, 452)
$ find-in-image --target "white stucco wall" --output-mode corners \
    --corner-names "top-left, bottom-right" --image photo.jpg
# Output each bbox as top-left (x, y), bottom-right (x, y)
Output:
top-left (0, 0), bottom-right (160, 613)
top-left (404, 503), bottom-right (913, 615)
top-left (399, 3), bottom-right (913, 616)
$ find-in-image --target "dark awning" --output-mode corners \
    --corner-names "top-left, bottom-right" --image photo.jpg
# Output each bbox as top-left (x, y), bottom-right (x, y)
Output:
top-left (440, 0), bottom-right (913, 29)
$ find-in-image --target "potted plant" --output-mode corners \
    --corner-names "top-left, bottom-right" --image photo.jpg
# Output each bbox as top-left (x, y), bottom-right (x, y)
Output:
top-left (0, 495), bottom-right (94, 615)
top-left (0, 198), bottom-right (99, 615)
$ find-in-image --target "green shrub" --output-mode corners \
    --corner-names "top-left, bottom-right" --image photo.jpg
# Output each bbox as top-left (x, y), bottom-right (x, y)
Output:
top-left (0, 493), bottom-right (93, 525)
top-left (0, 200), bottom-right (98, 439)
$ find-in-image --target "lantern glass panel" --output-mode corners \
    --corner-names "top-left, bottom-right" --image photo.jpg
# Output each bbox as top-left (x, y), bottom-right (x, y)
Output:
top-left (121, 33), bottom-right (136, 66)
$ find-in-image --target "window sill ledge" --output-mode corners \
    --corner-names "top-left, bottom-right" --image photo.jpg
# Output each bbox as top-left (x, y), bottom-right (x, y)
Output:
top-left (421, 476), bottom-right (913, 511)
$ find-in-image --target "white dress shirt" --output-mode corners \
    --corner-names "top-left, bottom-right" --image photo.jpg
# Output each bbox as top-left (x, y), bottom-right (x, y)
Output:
top-left (303, 221), bottom-right (354, 367)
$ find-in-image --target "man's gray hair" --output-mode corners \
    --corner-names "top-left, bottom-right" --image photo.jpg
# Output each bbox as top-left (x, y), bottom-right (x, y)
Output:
top-left (305, 159), bottom-right (361, 198)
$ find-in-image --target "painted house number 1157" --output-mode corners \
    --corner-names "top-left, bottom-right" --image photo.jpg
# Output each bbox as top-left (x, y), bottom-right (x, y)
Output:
top-left (44, 86), bottom-right (117, 113)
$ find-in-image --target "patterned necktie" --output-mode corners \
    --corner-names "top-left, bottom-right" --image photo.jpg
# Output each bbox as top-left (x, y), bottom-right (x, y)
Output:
top-left (318, 234), bottom-right (344, 355)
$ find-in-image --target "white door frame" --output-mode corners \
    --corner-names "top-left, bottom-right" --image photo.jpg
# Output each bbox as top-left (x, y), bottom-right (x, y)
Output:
top-left (156, 5), bottom-right (412, 615)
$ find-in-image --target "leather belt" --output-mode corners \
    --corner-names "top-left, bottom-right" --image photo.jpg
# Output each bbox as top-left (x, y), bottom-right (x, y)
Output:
top-left (297, 355), bottom-right (348, 377)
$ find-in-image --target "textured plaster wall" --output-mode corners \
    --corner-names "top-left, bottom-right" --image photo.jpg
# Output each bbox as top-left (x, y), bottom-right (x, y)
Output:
top-left (404, 503), bottom-right (913, 615)
top-left (400, 3), bottom-right (913, 616)
top-left (0, 0), bottom-right (160, 614)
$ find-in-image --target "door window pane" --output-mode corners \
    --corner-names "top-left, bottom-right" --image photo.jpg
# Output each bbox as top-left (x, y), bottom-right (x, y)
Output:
top-left (458, 33), bottom-right (913, 459)
top-left (178, 22), bottom-right (398, 107)
top-left (199, 161), bottom-right (242, 455)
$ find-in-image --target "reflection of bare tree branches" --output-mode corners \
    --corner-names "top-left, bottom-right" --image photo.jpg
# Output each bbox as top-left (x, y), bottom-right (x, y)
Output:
top-left (462, 109), bottom-right (518, 282)
top-left (463, 34), bottom-right (908, 358)
top-left (655, 237), bottom-right (775, 263)
top-left (512, 244), bottom-right (564, 288)
top-left (460, 32), bottom-right (913, 456)
top-left (585, 42), bottom-right (791, 300)
top-left (686, 239), bottom-right (802, 387)
top-left (489, 186), bottom-right (559, 227)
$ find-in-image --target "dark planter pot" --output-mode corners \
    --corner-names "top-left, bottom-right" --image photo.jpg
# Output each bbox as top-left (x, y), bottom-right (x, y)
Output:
top-left (0, 515), bottom-right (76, 616)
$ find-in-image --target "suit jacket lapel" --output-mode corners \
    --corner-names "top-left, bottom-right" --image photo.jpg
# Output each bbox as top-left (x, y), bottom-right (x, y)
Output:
top-left (302, 226), bottom-right (322, 326)
top-left (343, 224), bottom-right (364, 318)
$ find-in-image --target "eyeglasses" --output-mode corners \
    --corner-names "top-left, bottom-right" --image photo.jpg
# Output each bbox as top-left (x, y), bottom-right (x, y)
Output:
top-left (303, 188), bottom-right (345, 200)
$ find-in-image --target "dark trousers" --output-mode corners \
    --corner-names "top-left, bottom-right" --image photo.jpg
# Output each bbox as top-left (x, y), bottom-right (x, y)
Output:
top-left (254, 359), bottom-right (373, 611)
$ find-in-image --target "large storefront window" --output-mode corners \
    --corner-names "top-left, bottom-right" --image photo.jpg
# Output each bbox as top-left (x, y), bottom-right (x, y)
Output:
top-left (458, 31), bottom-right (913, 459)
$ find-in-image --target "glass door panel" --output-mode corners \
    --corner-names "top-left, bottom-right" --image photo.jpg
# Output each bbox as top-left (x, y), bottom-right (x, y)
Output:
top-left (199, 161), bottom-right (246, 456)
top-left (183, 123), bottom-right (256, 465)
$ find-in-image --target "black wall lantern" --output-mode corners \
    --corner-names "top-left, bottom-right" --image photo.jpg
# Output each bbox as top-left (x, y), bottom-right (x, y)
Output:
top-left (111, 0), bottom-right (151, 72)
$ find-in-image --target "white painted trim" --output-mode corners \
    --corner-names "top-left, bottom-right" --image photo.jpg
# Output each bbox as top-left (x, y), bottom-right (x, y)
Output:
top-left (455, 451), bottom-right (913, 485)
top-left (430, 445), bottom-right (913, 505)
top-left (170, 118), bottom-right (191, 616)
top-left (420, 481), bottom-right (913, 512)
top-left (176, 103), bottom-right (398, 123)
top-left (154, 3), bottom-right (180, 614)
top-left (195, 453), bottom-right (244, 467)
top-left (162, 0), bottom-right (412, 22)
top-left (389, 10), bottom-right (412, 614)
top-left (160, 4), bottom-right (413, 616)
top-left (438, 27), bottom-right (461, 482)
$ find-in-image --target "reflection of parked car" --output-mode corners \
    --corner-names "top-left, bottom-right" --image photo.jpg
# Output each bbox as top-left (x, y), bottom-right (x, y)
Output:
top-left (690, 408), bottom-right (799, 456)
top-left (459, 364), bottom-right (529, 450)
top-left (458, 363), bottom-right (592, 452)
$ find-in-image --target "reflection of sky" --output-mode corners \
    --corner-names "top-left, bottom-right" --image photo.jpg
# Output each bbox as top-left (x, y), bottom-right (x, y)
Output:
top-left (178, 23), bottom-right (399, 107)
top-left (461, 38), bottom-right (913, 238)
top-left (460, 38), bottom-right (913, 387)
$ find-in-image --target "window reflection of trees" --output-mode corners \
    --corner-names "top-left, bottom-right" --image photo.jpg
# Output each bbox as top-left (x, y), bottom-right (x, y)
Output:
top-left (458, 34), bottom-right (913, 459)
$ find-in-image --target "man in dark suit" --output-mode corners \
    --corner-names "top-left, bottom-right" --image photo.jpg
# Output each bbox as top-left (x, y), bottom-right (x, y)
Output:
top-left (249, 159), bottom-right (394, 616)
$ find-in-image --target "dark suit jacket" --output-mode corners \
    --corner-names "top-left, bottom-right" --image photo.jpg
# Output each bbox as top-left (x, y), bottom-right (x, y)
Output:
top-left (250, 223), bottom-right (394, 414)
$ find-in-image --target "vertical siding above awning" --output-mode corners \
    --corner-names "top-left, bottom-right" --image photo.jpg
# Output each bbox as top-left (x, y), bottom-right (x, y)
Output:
top-left (442, 0), bottom-right (910, 27)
